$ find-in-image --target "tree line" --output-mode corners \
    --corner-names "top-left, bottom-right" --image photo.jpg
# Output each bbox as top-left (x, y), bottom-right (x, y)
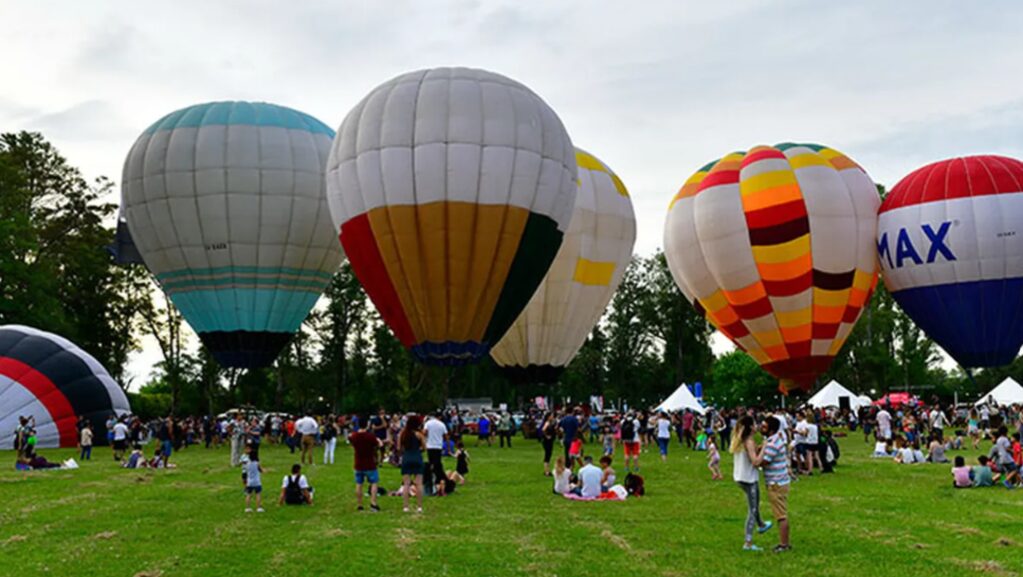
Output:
top-left (1, 132), bottom-right (1017, 418)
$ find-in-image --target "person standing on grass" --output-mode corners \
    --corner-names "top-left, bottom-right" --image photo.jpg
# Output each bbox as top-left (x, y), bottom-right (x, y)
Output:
top-left (322, 415), bottom-right (338, 465)
top-left (112, 417), bottom-right (129, 461)
top-left (295, 412), bottom-right (319, 466)
top-left (350, 420), bottom-right (382, 512)
top-left (497, 412), bottom-right (513, 448)
top-left (655, 412), bottom-right (672, 462)
top-left (876, 406), bottom-right (892, 442)
top-left (540, 413), bottom-right (557, 476)
top-left (158, 417), bottom-right (174, 465)
top-left (230, 414), bottom-right (245, 467)
top-left (756, 416), bottom-right (791, 553)
top-left (244, 448), bottom-right (265, 513)
top-left (424, 412), bottom-right (448, 490)
top-left (731, 416), bottom-right (771, 551)
top-left (559, 408), bottom-right (581, 463)
top-left (399, 415), bottom-right (426, 513)
top-left (477, 413), bottom-right (492, 446)
top-left (79, 420), bottom-right (93, 461)
top-left (622, 412), bottom-right (641, 472)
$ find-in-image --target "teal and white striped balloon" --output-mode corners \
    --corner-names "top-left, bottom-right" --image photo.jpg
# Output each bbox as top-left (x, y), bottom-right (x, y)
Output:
top-left (122, 101), bottom-right (344, 368)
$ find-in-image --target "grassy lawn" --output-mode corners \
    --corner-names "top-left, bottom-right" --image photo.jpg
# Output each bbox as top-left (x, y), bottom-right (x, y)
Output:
top-left (1, 434), bottom-right (1021, 577)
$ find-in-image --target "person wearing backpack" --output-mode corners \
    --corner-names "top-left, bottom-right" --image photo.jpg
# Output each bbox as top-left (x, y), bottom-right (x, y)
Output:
top-left (621, 412), bottom-right (641, 472)
top-left (279, 464), bottom-right (314, 506)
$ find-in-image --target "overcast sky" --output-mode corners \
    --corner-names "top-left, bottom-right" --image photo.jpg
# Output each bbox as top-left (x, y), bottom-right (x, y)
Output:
top-left (3, 1), bottom-right (1021, 386)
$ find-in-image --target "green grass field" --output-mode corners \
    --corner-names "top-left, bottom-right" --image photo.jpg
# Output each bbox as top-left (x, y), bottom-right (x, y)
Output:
top-left (1, 434), bottom-right (1021, 577)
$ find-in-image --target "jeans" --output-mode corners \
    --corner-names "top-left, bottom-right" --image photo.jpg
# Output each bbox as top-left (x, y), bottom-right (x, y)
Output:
top-left (80, 445), bottom-right (91, 460)
top-left (657, 437), bottom-right (669, 456)
top-left (737, 481), bottom-right (765, 542)
top-left (230, 437), bottom-right (242, 467)
top-left (323, 438), bottom-right (337, 464)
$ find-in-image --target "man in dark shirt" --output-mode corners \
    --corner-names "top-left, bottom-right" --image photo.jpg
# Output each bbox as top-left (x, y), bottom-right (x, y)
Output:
top-left (350, 420), bottom-right (383, 512)
top-left (559, 409), bottom-right (581, 463)
top-left (371, 409), bottom-right (388, 462)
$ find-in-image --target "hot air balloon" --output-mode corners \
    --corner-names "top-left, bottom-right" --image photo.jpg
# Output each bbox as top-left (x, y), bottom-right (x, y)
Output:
top-left (122, 101), bottom-right (344, 368)
top-left (0, 326), bottom-right (131, 448)
top-left (325, 67), bottom-right (577, 365)
top-left (664, 143), bottom-right (879, 393)
top-left (878, 155), bottom-right (1023, 368)
top-left (490, 148), bottom-right (636, 382)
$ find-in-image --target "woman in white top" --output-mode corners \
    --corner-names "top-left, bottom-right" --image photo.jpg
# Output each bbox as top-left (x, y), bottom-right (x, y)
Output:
top-left (730, 415), bottom-right (772, 551)
top-left (552, 456), bottom-right (572, 495)
top-left (656, 412), bottom-right (672, 462)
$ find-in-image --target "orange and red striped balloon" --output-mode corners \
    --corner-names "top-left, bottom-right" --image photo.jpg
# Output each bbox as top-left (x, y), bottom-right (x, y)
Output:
top-left (664, 143), bottom-right (879, 393)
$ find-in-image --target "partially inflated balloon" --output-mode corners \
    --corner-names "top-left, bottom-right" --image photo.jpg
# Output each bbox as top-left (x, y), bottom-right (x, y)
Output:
top-left (326, 68), bottom-right (577, 365)
top-left (0, 326), bottom-right (130, 448)
top-left (664, 143), bottom-right (879, 393)
top-left (491, 149), bottom-right (635, 382)
top-left (878, 155), bottom-right (1023, 367)
top-left (123, 102), bottom-right (344, 368)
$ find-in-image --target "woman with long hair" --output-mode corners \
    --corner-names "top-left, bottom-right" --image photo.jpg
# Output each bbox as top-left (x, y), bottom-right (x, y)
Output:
top-left (730, 415), bottom-right (771, 551)
top-left (540, 413), bottom-right (557, 476)
top-left (399, 414), bottom-right (426, 513)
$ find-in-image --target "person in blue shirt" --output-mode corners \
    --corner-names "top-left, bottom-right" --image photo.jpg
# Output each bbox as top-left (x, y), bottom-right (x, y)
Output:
top-left (476, 413), bottom-right (492, 446)
top-left (589, 414), bottom-right (600, 442)
top-left (559, 409), bottom-right (581, 464)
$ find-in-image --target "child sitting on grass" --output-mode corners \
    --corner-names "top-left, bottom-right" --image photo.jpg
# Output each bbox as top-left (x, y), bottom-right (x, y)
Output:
top-left (972, 455), bottom-right (994, 487)
top-left (599, 456), bottom-right (616, 492)
top-left (707, 436), bottom-right (722, 480)
top-left (952, 455), bottom-right (972, 488)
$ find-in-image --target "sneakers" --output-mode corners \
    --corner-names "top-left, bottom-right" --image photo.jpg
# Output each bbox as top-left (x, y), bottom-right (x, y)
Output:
top-left (743, 544), bottom-right (762, 551)
top-left (773, 544), bottom-right (792, 553)
top-left (256, 508), bottom-right (265, 513)
top-left (370, 504), bottom-right (381, 512)
top-left (357, 505), bottom-right (365, 511)
top-left (416, 507), bottom-right (423, 514)
top-left (403, 507), bottom-right (410, 513)
top-left (244, 508), bottom-right (253, 513)
top-left (758, 521), bottom-right (773, 534)
top-left (1004, 480), bottom-right (1016, 490)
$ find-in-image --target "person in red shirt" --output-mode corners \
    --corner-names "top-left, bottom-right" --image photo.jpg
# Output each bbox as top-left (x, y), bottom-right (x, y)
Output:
top-left (350, 419), bottom-right (383, 512)
top-left (284, 418), bottom-right (297, 454)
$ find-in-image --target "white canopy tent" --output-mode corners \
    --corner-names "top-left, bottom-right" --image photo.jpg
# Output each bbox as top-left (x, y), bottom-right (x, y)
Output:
top-left (806, 380), bottom-right (870, 411)
top-left (654, 383), bottom-right (706, 415)
top-left (974, 377), bottom-right (1023, 407)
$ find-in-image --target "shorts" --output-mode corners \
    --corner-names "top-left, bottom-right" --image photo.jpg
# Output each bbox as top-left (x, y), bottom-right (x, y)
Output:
top-left (401, 461), bottom-right (424, 476)
top-left (478, 432), bottom-right (490, 439)
top-left (355, 469), bottom-right (380, 484)
top-left (624, 442), bottom-right (640, 457)
top-left (113, 439), bottom-right (126, 451)
top-left (795, 443), bottom-right (807, 456)
top-left (767, 483), bottom-right (789, 520)
top-left (161, 440), bottom-right (173, 457)
top-left (245, 485), bottom-right (262, 494)
top-left (301, 435), bottom-right (315, 450)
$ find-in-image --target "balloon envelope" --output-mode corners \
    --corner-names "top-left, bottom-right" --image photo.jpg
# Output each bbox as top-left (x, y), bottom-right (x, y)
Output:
top-left (664, 143), bottom-right (879, 392)
top-left (491, 148), bottom-right (636, 382)
top-left (0, 325), bottom-right (130, 448)
top-left (878, 155), bottom-right (1023, 367)
top-left (123, 101), bottom-right (344, 368)
top-left (326, 67), bottom-right (577, 365)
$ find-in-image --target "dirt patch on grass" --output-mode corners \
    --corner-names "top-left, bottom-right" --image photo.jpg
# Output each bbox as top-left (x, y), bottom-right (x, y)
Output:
top-left (394, 527), bottom-right (417, 551)
top-left (325, 528), bottom-right (350, 538)
top-left (952, 559), bottom-right (1017, 577)
top-left (937, 522), bottom-right (982, 536)
top-left (995, 537), bottom-right (1016, 547)
top-left (92, 531), bottom-right (118, 540)
top-left (601, 529), bottom-right (632, 551)
top-left (2, 535), bottom-right (27, 546)
top-left (133, 570), bottom-right (163, 577)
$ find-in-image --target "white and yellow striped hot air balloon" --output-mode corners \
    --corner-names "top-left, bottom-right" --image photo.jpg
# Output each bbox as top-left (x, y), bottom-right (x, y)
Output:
top-left (490, 149), bottom-right (636, 382)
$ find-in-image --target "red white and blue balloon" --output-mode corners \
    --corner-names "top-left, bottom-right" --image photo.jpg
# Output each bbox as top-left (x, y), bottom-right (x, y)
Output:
top-left (877, 155), bottom-right (1023, 367)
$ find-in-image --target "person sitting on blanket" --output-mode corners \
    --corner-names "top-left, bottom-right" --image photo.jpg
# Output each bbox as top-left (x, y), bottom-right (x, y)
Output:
top-left (572, 456), bottom-right (603, 499)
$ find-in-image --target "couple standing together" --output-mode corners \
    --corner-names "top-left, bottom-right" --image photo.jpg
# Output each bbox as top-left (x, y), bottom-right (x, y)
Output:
top-left (730, 415), bottom-right (791, 553)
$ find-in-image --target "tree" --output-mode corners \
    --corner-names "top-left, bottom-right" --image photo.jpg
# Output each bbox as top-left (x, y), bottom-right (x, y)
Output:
top-left (708, 350), bottom-right (777, 407)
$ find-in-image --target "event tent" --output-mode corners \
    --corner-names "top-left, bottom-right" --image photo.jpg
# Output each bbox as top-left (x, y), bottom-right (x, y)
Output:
top-left (654, 383), bottom-right (706, 414)
top-left (974, 377), bottom-right (1023, 407)
top-left (806, 380), bottom-right (870, 410)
